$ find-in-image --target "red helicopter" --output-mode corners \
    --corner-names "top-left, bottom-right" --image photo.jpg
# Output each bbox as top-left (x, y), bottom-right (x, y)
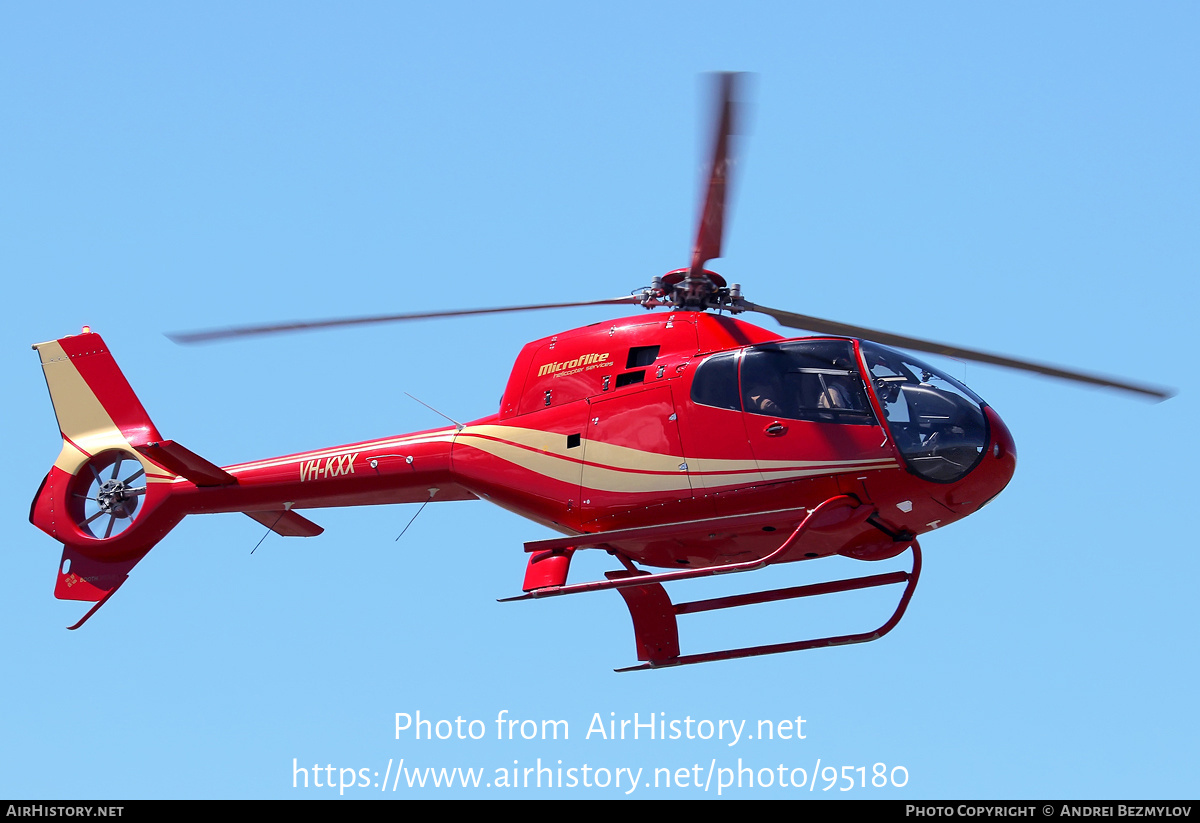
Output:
top-left (30, 75), bottom-right (1170, 670)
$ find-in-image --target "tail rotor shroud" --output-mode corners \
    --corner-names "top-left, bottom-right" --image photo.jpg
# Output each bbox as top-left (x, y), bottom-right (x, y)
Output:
top-left (69, 450), bottom-right (147, 540)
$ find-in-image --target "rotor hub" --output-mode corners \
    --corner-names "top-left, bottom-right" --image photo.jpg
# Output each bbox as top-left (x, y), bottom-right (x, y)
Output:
top-left (96, 478), bottom-right (139, 519)
top-left (642, 268), bottom-right (745, 314)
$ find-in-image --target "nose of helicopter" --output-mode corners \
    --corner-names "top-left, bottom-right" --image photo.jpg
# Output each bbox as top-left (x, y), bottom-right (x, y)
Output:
top-left (943, 405), bottom-right (1017, 512)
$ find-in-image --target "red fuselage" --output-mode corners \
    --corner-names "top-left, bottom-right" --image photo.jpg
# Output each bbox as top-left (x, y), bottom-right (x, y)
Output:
top-left (126, 312), bottom-right (1016, 570)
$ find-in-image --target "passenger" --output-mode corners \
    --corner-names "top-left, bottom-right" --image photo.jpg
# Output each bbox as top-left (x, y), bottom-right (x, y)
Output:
top-left (746, 381), bottom-right (782, 416)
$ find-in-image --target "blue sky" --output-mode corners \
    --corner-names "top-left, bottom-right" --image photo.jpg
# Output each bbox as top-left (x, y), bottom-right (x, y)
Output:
top-left (3, 2), bottom-right (1197, 799)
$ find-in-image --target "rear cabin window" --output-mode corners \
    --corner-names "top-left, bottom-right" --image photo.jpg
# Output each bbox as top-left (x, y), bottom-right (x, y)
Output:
top-left (690, 352), bottom-right (742, 411)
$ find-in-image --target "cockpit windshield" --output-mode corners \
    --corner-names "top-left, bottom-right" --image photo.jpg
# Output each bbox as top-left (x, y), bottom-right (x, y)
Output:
top-left (859, 342), bottom-right (989, 483)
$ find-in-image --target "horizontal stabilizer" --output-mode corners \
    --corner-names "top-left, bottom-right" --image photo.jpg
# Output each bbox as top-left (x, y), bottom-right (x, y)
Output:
top-left (245, 509), bottom-right (324, 537)
top-left (137, 440), bottom-right (236, 486)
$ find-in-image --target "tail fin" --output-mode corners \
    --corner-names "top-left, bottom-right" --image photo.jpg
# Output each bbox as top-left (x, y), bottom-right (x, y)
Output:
top-left (34, 330), bottom-right (163, 452)
top-left (30, 331), bottom-right (209, 627)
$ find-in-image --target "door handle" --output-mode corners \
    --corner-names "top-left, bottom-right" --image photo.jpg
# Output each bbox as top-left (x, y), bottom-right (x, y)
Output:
top-left (764, 421), bottom-right (788, 436)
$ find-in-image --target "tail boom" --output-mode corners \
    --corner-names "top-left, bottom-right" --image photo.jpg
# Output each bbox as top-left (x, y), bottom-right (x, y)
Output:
top-left (31, 330), bottom-right (476, 626)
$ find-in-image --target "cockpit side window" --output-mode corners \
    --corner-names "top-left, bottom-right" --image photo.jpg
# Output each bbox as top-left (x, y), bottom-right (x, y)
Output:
top-left (741, 341), bottom-right (876, 425)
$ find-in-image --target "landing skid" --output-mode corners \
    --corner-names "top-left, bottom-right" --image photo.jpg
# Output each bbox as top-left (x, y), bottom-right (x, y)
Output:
top-left (504, 495), bottom-right (922, 671)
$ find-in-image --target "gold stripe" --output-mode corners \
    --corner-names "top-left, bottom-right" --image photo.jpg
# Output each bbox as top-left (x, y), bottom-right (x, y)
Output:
top-left (456, 434), bottom-right (692, 494)
top-left (217, 418), bottom-right (899, 495)
top-left (456, 425), bottom-right (900, 495)
top-left (465, 424), bottom-right (892, 473)
top-left (224, 431), bottom-right (457, 473)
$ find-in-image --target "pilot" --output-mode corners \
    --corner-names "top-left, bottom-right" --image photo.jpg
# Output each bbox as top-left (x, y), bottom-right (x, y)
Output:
top-left (817, 379), bottom-right (852, 410)
top-left (817, 359), bottom-right (856, 411)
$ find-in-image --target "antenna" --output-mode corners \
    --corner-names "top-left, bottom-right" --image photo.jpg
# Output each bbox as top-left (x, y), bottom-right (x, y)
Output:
top-left (404, 393), bottom-right (464, 431)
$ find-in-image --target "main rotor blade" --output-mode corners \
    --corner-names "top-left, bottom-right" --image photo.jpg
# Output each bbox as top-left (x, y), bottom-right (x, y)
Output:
top-left (689, 72), bottom-right (743, 278)
top-left (168, 296), bottom-right (641, 344)
top-left (742, 301), bottom-right (1174, 401)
